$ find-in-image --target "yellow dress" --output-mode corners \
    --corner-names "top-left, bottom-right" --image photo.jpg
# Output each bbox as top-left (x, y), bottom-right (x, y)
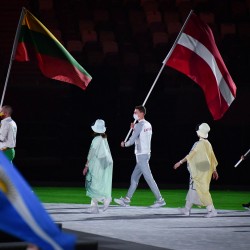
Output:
top-left (186, 138), bottom-right (218, 206)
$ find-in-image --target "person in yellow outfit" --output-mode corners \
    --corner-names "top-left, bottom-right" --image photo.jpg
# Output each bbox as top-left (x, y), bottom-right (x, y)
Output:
top-left (173, 123), bottom-right (219, 218)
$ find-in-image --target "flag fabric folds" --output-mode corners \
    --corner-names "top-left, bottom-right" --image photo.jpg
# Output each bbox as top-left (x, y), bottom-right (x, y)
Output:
top-left (166, 13), bottom-right (236, 120)
top-left (0, 152), bottom-right (76, 250)
top-left (15, 8), bottom-right (92, 90)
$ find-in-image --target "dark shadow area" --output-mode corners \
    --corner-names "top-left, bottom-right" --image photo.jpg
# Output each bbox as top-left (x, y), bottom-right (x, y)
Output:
top-left (0, 0), bottom-right (249, 188)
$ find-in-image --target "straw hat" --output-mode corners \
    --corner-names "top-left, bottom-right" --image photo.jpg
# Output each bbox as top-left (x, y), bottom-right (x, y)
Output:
top-left (196, 123), bottom-right (210, 138)
top-left (91, 119), bottom-right (106, 133)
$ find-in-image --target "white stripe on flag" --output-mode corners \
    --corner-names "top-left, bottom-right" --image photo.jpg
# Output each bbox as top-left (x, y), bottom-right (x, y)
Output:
top-left (178, 33), bottom-right (235, 106)
top-left (11, 197), bottom-right (63, 250)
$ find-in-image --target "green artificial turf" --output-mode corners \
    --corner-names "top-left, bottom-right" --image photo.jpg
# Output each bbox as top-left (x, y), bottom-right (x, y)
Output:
top-left (32, 187), bottom-right (250, 211)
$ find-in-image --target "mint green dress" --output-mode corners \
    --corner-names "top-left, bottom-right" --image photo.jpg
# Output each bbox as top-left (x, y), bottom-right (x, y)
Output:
top-left (85, 135), bottom-right (113, 200)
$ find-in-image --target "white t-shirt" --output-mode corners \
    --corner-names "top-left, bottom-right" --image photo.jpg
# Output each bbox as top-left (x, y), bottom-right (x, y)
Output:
top-left (125, 119), bottom-right (152, 155)
top-left (0, 117), bottom-right (17, 149)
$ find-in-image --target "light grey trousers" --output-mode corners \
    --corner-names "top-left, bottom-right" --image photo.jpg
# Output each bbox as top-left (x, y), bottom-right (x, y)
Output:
top-left (126, 154), bottom-right (162, 200)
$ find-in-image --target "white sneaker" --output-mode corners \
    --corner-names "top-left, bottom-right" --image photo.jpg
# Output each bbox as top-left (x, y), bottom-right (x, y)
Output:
top-left (204, 210), bottom-right (217, 218)
top-left (88, 205), bottom-right (99, 214)
top-left (103, 197), bottom-right (112, 212)
top-left (179, 208), bottom-right (190, 216)
top-left (114, 197), bottom-right (130, 207)
top-left (149, 198), bottom-right (166, 208)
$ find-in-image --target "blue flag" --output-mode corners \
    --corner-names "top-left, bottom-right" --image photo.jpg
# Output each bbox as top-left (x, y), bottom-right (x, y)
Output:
top-left (0, 152), bottom-right (76, 250)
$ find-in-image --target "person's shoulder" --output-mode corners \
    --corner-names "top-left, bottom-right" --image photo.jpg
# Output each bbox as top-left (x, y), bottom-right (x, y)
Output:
top-left (92, 135), bottom-right (101, 142)
top-left (142, 119), bottom-right (151, 126)
top-left (10, 118), bottom-right (17, 124)
top-left (1, 118), bottom-right (11, 124)
top-left (203, 139), bottom-right (211, 145)
top-left (199, 139), bottom-right (212, 147)
top-left (5, 117), bottom-right (13, 122)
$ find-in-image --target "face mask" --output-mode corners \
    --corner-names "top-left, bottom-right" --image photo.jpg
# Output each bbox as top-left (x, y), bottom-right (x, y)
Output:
top-left (133, 114), bottom-right (139, 120)
top-left (0, 112), bottom-right (4, 117)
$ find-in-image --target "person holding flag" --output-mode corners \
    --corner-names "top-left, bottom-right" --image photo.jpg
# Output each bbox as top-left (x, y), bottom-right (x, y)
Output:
top-left (114, 105), bottom-right (166, 208)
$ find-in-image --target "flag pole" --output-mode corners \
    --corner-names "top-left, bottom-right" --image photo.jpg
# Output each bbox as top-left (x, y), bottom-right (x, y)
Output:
top-left (162, 9), bottom-right (194, 65)
top-left (234, 148), bottom-right (250, 168)
top-left (123, 10), bottom-right (194, 142)
top-left (0, 7), bottom-right (26, 108)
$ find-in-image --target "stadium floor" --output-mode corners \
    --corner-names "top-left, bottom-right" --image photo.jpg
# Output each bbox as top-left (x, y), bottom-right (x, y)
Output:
top-left (45, 203), bottom-right (250, 250)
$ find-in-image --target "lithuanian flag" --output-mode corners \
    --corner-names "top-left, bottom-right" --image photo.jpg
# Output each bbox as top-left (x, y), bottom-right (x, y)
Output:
top-left (15, 8), bottom-right (92, 90)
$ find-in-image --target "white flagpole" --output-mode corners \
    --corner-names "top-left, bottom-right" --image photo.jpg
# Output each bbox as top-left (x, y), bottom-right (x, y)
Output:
top-left (124, 10), bottom-right (194, 142)
top-left (0, 7), bottom-right (26, 108)
top-left (234, 148), bottom-right (250, 168)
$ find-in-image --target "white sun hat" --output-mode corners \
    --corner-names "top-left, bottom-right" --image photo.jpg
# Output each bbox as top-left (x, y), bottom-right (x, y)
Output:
top-left (196, 123), bottom-right (210, 138)
top-left (91, 119), bottom-right (106, 133)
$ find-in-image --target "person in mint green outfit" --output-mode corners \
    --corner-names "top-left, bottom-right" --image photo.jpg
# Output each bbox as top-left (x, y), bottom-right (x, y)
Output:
top-left (83, 119), bottom-right (113, 213)
top-left (0, 105), bottom-right (17, 163)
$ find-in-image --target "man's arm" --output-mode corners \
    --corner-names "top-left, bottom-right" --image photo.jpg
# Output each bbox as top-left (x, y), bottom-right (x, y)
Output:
top-left (124, 122), bottom-right (143, 147)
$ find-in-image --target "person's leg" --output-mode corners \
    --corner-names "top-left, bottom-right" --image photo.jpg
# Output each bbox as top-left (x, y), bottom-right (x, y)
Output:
top-left (114, 158), bottom-right (142, 206)
top-left (3, 148), bottom-right (15, 163)
top-left (103, 197), bottom-right (112, 212)
top-left (180, 168), bottom-right (202, 215)
top-left (181, 176), bottom-right (201, 215)
top-left (126, 158), bottom-right (143, 199)
top-left (179, 199), bottom-right (193, 216)
top-left (89, 198), bottom-right (99, 214)
top-left (137, 154), bottom-right (165, 208)
top-left (205, 203), bottom-right (217, 218)
top-left (139, 154), bottom-right (163, 201)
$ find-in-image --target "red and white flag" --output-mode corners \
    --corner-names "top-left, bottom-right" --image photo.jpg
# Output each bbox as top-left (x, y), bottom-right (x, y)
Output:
top-left (166, 13), bottom-right (236, 120)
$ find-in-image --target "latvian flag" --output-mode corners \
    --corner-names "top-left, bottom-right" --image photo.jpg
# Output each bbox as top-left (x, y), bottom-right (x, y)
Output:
top-left (166, 13), bottom-right (237, 120)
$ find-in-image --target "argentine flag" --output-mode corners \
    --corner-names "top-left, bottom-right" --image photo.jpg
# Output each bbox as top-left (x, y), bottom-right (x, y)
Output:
top-left (0, 152), bottom-right (76, 250)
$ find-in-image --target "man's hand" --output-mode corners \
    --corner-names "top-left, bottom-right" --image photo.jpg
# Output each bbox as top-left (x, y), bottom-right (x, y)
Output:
top-left (121, 141), bottom-right (125, 147)
top-left (130, 123), bottom-right (135, 129)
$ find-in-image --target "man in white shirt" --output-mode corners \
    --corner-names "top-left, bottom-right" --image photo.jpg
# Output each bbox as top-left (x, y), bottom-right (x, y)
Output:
top-left (0, 105), bottom-right (17, 162)
top-left (114, 105), bottom-right (166, 208)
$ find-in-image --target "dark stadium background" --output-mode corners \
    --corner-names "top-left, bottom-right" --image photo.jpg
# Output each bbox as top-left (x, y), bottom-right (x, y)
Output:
top-left (1, 0), bottom-right (250, 188)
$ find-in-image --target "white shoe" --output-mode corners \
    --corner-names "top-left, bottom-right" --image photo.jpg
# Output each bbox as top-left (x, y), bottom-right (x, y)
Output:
top-left (103, 197), bottom-right (112, 212)
top-left (88, 199), bottom-right (99, 214)
top-left (88, 205), bottom-right (99, 214)
top-left (114, 197), bottom-right (130, 207)
top-left (179, 208), bottom-right (190, 216)
top-left (204, 210), bottom-right (217, 218)
top-left (149, 198), bottom-right (166, 208)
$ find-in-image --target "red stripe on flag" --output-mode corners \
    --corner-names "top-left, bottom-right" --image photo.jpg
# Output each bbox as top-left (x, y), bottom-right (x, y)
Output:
top-left (166, 13), bottom-right (236, 120)
top-left (36, 54), bottom-right (91, 90)
top-left (15, 43), bottom-right (29, 61)
top-left (167, 46), bottom-right (229, 120)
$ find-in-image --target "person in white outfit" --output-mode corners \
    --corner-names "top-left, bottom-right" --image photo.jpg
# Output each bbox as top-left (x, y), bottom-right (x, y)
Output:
top-left (0, 105), bottom-right (17, 162)
top-left (114, 105), bottom-right (166, 208)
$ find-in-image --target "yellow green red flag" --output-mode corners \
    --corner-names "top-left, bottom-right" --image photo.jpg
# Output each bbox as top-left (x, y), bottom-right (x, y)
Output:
top-left (15, 9), bottom-right (92, 90)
